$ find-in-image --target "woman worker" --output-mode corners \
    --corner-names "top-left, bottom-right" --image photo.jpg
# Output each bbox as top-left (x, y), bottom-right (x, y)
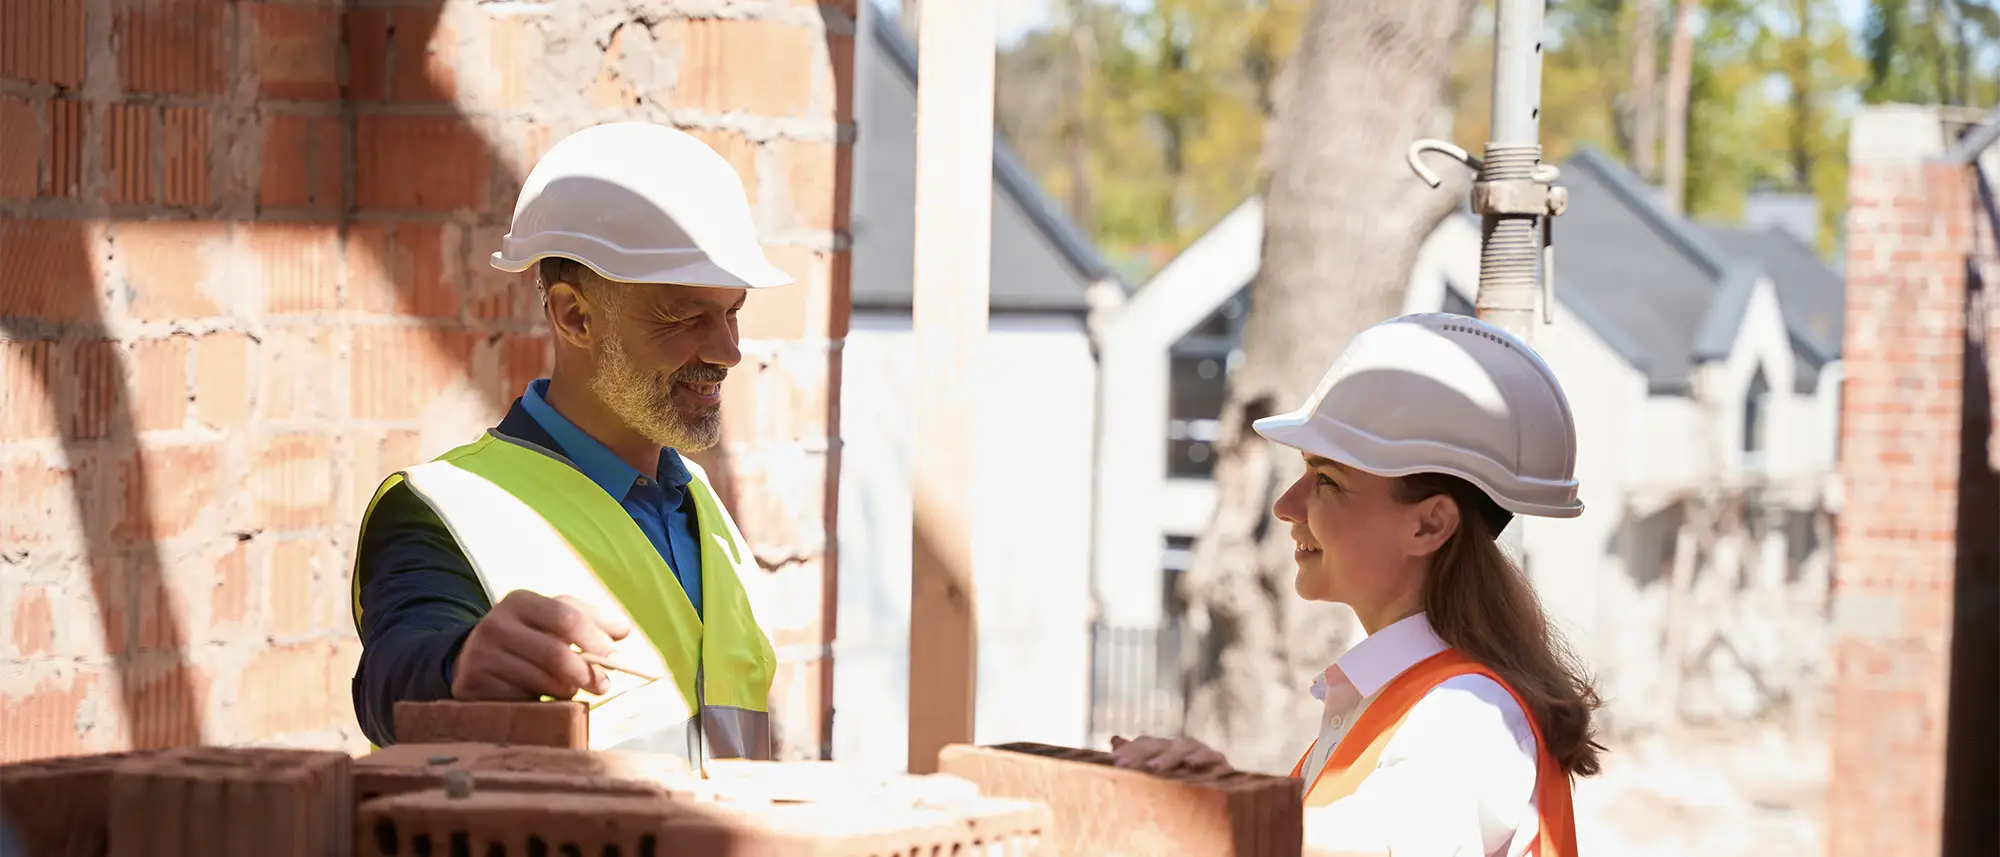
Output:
top-left (1109, 313), bottom-right (1600, 857)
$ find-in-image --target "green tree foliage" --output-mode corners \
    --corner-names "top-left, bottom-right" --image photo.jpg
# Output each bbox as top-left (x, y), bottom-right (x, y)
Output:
top-left (1450, 0), bottom-right (1871, 253)
top-left (1863, 0), bottom-right (2000, 106)
top-left (995, 0), bottom-right (1995, 278)
top-left (995, 0), bottom-right (1305, 281)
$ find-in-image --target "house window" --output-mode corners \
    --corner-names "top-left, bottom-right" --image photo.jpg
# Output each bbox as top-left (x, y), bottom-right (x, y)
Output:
top-left (1743, 367), bottom-right (1771, 463)
top-left (1168, 355), bottom-right (1229, 477)
top-left (1162, 535), bottom-right (1196, 620)
top-left (1168, 288), bottom-right (1249, 479)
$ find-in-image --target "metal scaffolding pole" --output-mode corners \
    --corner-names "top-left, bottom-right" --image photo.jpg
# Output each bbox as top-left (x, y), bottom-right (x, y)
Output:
top-left (1407, 0), bottom-right (1564, 343)
top-left (906, 0), bottom-right (994, 774)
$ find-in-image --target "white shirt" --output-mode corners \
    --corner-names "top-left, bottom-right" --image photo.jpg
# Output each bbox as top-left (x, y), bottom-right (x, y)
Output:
top-left (1299, 613), bottom-right (1541, 857)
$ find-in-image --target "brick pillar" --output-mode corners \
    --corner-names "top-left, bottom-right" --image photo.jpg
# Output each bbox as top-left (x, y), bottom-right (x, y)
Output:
top-left (1, 0), bottom-right (853, 761)
top-left (1829, 106), bottom-right (1980, 857)
top-left (1948, 132), bottom-right (2000, 857)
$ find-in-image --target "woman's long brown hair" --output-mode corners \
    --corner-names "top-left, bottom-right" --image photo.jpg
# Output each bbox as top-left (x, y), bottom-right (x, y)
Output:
top-left (1393, 472), bottom-right (1606, 778)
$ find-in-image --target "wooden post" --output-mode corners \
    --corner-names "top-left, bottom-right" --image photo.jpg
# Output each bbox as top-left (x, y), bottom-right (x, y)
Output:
top-left (906, 0), bottom-right (994, 774)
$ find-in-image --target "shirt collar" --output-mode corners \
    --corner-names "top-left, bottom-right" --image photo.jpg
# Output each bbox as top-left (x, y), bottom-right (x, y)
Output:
top-left (1311, 612), bottom-right (1449, 700)
top-left (519, 379), bottom-right (694, 499)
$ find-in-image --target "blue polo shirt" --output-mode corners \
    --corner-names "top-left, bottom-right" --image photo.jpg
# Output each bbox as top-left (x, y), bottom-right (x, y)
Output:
top-left (518, 379), bottom-right (705, 615)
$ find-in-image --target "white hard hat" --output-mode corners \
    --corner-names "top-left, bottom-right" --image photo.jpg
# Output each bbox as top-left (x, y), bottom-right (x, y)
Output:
top-left (491, 122), bottom-right (793, 289)
top-left (1253, 313), bottom-right (1583, 518)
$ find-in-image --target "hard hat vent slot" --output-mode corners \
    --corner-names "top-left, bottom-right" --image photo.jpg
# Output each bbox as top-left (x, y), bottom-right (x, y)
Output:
top-left (1439, 322), bottom-right (1517, 351)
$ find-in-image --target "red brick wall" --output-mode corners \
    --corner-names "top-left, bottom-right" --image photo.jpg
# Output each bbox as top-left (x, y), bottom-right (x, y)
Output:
top-left (0, 0), bottom-right (853, 761)
top-left (1830, 123), bottom-right (1979, 857)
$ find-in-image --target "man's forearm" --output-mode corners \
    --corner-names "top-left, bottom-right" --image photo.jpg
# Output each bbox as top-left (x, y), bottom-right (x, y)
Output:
top-left (352, 483), bottom-right (494, 746)
top-left (352, 616), bottom-right (473, 746)
top-left (352, 557), bottom-right (490, 746)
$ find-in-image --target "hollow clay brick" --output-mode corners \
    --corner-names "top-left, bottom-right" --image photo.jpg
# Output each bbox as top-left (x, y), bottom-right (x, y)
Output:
top-left (0, 750), bottom-right (158, 857)
top-left (391, 700), bottom-right (588, 748)
top-left (353, 742), bottom-right (695, 804)
top-left (105, 746), bottom-right (352, 857)
top-left (937, 742), bottom-right (1304, 857)
top-left (357, 786), bottom-right (1051, 857)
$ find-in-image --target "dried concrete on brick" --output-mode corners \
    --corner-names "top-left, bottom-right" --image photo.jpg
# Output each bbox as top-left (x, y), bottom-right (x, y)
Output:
top-left (358, 787), bottom-right (1050, 857)
top-left (355, 742), bottom-right (694, 804)
top-left (939, 742), bottom-right (1303, 857)
top-left (392, 700), bottom-right (589, 748)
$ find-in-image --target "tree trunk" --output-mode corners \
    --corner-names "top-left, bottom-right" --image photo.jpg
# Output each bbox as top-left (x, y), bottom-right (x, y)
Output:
top-left (1065, 17), bottom-right (1096, 230)
top-left (1786, 0), bottom-right (1815, 190)
top-left (1631, 0), bottom-right (1660, 181)
top-left (1661, 0), bottom-right (1698, 215)
top-left (1179, 0), bottom-right (1479, 776)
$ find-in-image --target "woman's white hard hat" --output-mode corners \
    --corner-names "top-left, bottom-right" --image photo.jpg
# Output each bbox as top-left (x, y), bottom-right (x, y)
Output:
top-left (491, 122), bottom-right (793, 289)
top-left (1253, 312), bottom-right (1583, 518)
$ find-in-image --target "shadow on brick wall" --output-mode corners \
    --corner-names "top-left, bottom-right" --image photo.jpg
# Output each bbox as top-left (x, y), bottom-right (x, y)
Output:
top-left (1, 0), bottom-right (540, 757)
top-left (1943, 175), bottom-right (1999, 857)
top-left (1, 225), bottom-right (210, 756)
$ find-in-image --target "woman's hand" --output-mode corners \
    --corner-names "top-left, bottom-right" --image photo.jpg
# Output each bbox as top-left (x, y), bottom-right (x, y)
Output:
top-left (1108, 734), bottom-right (1231, 774)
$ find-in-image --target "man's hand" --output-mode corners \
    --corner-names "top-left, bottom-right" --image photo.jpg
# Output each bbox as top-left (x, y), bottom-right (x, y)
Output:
top-left (451, 591), bottom-right (633, 701)
top-left (1108, 734), bottom-right (1231, 774)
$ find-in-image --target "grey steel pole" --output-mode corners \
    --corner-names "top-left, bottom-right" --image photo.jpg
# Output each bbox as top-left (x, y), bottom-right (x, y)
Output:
top-left (1478, 0), bottom-right (1548, 339)
top-left (1406, 0), bottom-right (1565, 343)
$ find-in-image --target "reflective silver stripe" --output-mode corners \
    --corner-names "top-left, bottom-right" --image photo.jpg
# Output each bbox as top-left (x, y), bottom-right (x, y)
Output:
top-left (604, 713), bottom-right (701, 761)
top-left (599, 709), bottom-right (769, 762)
top-left (701, 706), bottom-right (773, 760)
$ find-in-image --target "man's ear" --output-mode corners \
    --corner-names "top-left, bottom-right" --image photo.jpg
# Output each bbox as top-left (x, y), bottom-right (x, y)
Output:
top-left (545, 281), bottom-right (594, 350)
top-left (1406, 494), bottom-right (1460, 557)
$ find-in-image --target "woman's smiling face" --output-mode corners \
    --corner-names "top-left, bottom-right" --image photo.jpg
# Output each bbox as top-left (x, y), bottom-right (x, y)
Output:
top-left (1271, 453), bottom-right (1433, 606)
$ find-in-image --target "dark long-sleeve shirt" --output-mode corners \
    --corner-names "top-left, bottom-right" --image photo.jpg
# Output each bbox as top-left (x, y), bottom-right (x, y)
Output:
top-left (350, 381), bottom-right (705, 747)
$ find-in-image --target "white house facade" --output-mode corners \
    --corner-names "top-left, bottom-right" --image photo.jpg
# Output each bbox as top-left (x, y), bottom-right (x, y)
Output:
top-left (1090, 148), bottom-right (1847, 734)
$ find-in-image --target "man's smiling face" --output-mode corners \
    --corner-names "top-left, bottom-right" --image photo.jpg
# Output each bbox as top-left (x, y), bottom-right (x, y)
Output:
top-left (586, 279), bottom-right (747, 452)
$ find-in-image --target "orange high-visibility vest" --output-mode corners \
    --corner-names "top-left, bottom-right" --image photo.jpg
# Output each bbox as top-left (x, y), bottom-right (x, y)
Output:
top-left (1289, 649), bottom-right (1577, 857)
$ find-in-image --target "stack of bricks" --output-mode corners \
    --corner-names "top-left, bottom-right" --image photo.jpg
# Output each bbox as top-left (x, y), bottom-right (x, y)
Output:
top-left (0, 748), bottom-right (158, 856)
top-left (107, 747), bottom-right (353, 857)
top-left (1, 0), bottom-right (854, 761)
top-left (359, 789), bottom-right (1050, 857)
top-left (0, 740), bottom-right (1048, 856)
top-left (937, 742), bottom-right (1304, 856)
top-left (1, 720), bottom-right (1325, 855)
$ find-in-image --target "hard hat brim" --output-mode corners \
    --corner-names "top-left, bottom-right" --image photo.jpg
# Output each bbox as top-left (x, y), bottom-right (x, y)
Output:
top-left (1253, 409), bottom-right (1584, 519)
top-left (490, 243), bottom-right (794, 290)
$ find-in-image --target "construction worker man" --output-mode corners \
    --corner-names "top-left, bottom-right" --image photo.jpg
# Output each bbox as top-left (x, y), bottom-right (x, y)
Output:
top-left (350, 122), bottom-right (789, 762)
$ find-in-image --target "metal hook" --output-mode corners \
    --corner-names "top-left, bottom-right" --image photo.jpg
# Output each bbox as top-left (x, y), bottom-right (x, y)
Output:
top-left (1406, 139), bottom-right (1482, 189)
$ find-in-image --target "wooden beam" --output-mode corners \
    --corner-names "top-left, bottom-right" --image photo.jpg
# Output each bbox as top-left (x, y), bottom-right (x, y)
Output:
top-left (906, 0), bottom-right (994, 774)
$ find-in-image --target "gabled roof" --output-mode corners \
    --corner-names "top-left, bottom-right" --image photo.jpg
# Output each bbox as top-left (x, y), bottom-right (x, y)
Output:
top-left (1557, 147), bottom-right (1767, 391)
top-left (847, 10), bottom-right (1117, 314)
top-left (1696, 222), bottom-right (1845, 361)
top-left (1541, 148), bottom-right (1845, 392)
top-left (1128, 148), bottom-right (1847, 396)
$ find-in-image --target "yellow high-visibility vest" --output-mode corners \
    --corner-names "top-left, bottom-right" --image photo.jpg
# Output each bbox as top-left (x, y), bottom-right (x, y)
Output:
top-left (351, 431), bottom-right (777, 761)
